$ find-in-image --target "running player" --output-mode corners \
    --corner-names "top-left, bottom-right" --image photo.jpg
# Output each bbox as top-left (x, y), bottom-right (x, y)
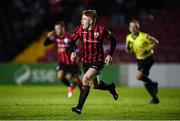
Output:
top-left (44, 21), bottom-right (82, 97)
top-left (125, 19), bottom-right (159, 104)
top-left (70, 10), bottom-right (118, 114)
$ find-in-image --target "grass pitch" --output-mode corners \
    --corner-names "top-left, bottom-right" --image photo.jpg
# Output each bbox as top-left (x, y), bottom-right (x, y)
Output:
top-left (0, 85), bottom-right (180, 120)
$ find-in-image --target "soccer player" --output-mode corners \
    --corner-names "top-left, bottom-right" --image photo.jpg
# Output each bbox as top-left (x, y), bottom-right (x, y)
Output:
top-left (69, 10), bottom-right (118, 114)
top-left (125, 19), bottom-right (159, 104)
top-left (44, 21), bottom-right (82, 98)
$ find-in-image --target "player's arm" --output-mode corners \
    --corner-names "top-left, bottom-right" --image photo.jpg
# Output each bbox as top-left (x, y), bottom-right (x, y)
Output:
top-left (141, 35), bottom-right (159, 55)
top-left (125, 39), bottom-right (132, 53)
top-left (69, 40), bottom-right (77, 52)
top-left (145, 35), bottom-right (159, 51)
top-left (44, 31), bottom-right (55, 46)
top-left (69, 26), bottom-right (81, 61)
top-left (104, 30), bottom-right (117, 65)
top-left (108, 34), bottom-right (117, 56)
top-left (69, 39), bottom-right (79, 61)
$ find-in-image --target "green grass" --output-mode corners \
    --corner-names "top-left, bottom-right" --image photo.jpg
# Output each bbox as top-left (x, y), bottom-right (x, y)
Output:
top-left (0, 85), bottom-right (180, 120)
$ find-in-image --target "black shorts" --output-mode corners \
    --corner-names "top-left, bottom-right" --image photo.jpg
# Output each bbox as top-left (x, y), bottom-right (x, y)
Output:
top-left (56, 63), bottom-right (81, 76)
top-left (82, 61), bottom-right (104, 74)
top-left (137, 55), bottom-right (154, 76)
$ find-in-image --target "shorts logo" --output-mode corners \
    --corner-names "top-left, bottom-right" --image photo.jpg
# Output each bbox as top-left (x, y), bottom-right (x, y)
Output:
top-left (92, 66), bottom-right (98, 70)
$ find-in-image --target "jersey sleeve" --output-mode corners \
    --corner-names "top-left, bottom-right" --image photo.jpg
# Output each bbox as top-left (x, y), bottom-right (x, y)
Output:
top-left (71, 25), bottom-right (81, 42)
top-left (126, 35), bottom-right (131, 47)
top-left (102, 27), bottom-right (112, 39)
top-left (126, 35), bottom-right (129, 42)
top-left (125, 35), bottom-right (133, 53)
top-left (102, 27), bottom-right (117, 56)
top-left (44, 36), bottom-right (56, 46)
top-left (146, 34), bottom-right (158, 44)
top-left (69, 25), bottom-right (82, 52)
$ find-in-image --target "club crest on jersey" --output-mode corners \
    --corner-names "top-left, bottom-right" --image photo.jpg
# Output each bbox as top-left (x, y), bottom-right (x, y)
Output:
top-left (64, 38), bottom-right (69, 44)
top-left (94, 32), bottom-right (99, 38)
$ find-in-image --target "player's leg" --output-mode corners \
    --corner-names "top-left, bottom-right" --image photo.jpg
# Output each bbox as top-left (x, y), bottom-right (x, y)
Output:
top-left (57, 64), bottom-right (75, 97)
top-left (69, 64), bottom-right (82, 90)
top-left (58, 70), bottom-right (75, 97)
top-left (91, 62), bottom-right (118, 100)
top-left (66, 73), bottom-right (76, 98)
top-left (136, 56), bottom-right (159, 104)
top-left (72, 67), bottom-right (97, 114)
top-left (56, 63), bottom-right (71, 87)
top-left (92, 77), bottom-right (118, 100)
top-left (57, 70), bottom-right (71, 87)
top-left (70, 76), bottom-right (82, 90)
top-left (66, 64), bottom-right (82, 97)
top-left (135, 70), bottom-right (156, 86)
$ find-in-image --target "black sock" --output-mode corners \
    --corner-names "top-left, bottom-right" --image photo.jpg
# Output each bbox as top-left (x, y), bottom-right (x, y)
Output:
top-left (77, 86), bottom-right (90, 109)
top-left (61, 78), bottom-right (70, 87)
top-left (95, 81), bottom-right (111, 90)
top-left (140, 75), bottom-right (153, 84)
top-left (144, 83), bottom-right (156, 98)
top-left (140, 75), bottom-right (157, 98)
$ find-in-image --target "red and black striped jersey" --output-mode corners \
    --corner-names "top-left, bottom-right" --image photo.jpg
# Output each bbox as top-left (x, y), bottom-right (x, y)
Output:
top-left (51, 32), bottom-right (75, 65)
top-left (71, 24), bottom-right (116, 63)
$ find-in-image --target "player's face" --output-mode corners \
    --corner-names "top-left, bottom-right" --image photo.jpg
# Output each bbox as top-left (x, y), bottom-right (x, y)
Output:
top-left (81, 15), bottom-right (93, 29)
top-left (129, 22), bottom-right (139, 34)
top-left (54, 25), bottom-right (64, 36)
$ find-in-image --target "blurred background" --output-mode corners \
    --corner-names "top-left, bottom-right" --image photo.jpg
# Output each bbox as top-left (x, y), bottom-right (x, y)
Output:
top-left (0, 0), bottom-right (180, 87)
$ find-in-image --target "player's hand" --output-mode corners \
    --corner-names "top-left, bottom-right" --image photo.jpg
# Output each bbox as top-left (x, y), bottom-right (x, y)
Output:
top-left (47, 31), bottom-right (55, 38)
top-left (125, 47), bottom-right (131, 53)
top-left (104, 55), bottom-right (113, 65)
top-left (125, 41), bottom-right (132, 53)
top-left (71, 52), bottom-right (77, 61)
top-left (141, 49), bottom-right (150, 55)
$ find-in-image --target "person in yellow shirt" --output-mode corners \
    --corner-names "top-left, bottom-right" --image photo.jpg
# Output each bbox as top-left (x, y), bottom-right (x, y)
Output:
top-left (125, 19), bottom-right (159, 104)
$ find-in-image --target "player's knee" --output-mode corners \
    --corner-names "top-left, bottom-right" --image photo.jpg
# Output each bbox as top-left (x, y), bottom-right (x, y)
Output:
top-left (135, 71), bottom-right (143, 80)
top-left (83, 74), bottom-right (91, 82)
top-left (82, 80), bottom-right (90, 86)
top-left (57, 73), bottom-right (64, 80)
top-left (57, 70), bottom-right (65, 80)
top-left (82, 75), bottom-right (91, 86)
